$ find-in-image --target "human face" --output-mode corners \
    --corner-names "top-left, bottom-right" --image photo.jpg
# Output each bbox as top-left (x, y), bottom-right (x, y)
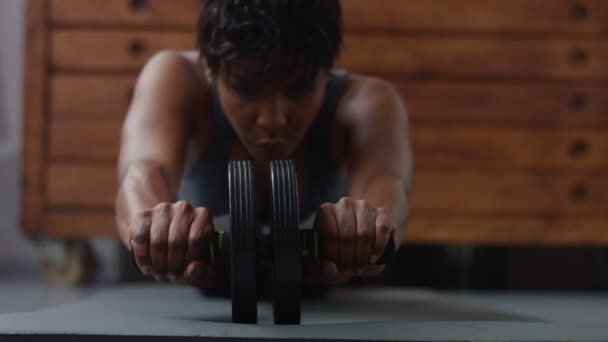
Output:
top-left (211, 59), bottom-right (329, 161)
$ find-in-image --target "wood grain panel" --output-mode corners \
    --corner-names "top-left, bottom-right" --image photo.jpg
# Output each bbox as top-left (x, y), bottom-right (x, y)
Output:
top-left (411, 126), bottom-right (608, 171)
top-left (344, 0), bottom-right (608, 35)
top-left (22, 0), bottom-right (49, 235)
top-left (411, 172), bottom-right (608, 214)
top-left (51, 75), bottom-right (608, 126)
top-left (50, 0), bottom-right (199, 28)
top-left (42, 212), bottom-right (117, 238)
top-left (50, 0), bottom-right (608, 35)
top-left (39, 211), bottom-right (608, 245)
top-left (45, 165), bottom-right (608, 214)
top-left (49, 121), bottom-right (122, 161)
top-left (52, 31), bottom-right (608, 81)
top-left (406, 216), bottom-right (608, 245)
top-left (48, 121), bottom-right (608, 172)
top-left (339, 36), bottom-right (608, 81)
top-left (394, 81), bottom-right (608, 126)
top-left (51, 75), bottom-right (136, 119)
top-left (51, 30), bottom-right (195, 72)
top-left (46, 165), bottom-right (117, 208)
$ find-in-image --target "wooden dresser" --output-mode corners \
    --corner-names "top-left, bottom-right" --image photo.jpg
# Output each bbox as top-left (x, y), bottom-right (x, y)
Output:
top-left (23, 0), bottom-right (608, 283)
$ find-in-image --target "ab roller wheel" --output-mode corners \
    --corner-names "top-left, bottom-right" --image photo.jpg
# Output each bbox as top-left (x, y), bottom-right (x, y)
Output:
top-left (228, 161), bottom-right (257, 324)
top-left (270, 160), bottom-right (301, 324)
top-left (131, 160), bottom-right (396, 325)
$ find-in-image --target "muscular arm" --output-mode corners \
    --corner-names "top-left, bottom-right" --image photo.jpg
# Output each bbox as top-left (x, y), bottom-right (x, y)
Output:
top-left (342, 78), bottom-right (413, 248)
top-left (115, 51), bottom-right (206, 248)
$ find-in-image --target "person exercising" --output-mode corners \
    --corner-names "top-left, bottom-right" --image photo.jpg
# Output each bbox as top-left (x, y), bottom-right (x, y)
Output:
top-left (115, 0), bottom-right (413, 291)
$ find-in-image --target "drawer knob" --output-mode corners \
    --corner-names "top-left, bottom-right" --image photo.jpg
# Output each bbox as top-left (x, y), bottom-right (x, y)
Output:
top-left (569, 139), bottom-right (589, 158)
top-left (569, 48), bottom-right (588, 66)
top-left (130, 0), bottom-right (148, 12)
top-left (569, 93), bottom-right (587, 111)
top-left (570, 183), bottom-right (588, 202)
top-left (129, 40), bottom-right (147, 57)
top-left (570, 4), bottom-right (588, 22)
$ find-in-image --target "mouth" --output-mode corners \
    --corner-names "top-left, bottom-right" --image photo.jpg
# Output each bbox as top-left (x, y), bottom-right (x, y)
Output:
top-left (255, 139), bottom-right (288, 154)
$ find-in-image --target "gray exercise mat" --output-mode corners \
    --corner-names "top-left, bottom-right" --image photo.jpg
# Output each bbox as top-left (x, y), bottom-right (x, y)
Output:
top-left (1, 284), bottom-right (608, 341)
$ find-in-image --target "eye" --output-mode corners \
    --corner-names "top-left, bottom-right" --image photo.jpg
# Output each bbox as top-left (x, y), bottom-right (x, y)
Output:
top-left (231, 84), bottom-right (260, 100)
top-left (286, 83), bottom-right (314, 100)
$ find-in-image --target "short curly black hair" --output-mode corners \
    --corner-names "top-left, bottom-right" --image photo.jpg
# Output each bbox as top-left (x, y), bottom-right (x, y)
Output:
top-left (197, 0), bottom-right (342, 89)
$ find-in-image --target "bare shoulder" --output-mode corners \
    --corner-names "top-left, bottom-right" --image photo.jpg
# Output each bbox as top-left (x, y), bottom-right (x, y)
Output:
top-left (131, 49), bottom-right (207, 110)
top-left (327, 73), bottom-right (409, 173)
top-left (336, 73), bottom-right (408, 126)
top-left (120, 50), bottom-right (212, 176)
top-left (126, 49), bottom-right (211, 147)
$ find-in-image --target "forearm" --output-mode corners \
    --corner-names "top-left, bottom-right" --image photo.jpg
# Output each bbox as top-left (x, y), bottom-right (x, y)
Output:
top-left (115, 160), bottom-right (175, 248)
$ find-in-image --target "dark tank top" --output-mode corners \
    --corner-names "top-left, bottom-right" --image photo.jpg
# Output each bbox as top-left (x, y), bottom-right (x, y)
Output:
top-left (176, 70), bottom-right (350, 220)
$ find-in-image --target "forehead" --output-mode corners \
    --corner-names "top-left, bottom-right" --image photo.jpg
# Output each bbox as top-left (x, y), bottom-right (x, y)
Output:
top-left (220, 55), bottom-right (311, 85)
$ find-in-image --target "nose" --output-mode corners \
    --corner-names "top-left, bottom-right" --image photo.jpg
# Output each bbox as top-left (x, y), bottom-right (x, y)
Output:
top-left (256, 97), bottom-right (288, 135)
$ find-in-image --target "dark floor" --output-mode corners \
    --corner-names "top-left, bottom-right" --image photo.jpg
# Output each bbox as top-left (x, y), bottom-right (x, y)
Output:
top-left (1, 281), bottom-right (608, 341)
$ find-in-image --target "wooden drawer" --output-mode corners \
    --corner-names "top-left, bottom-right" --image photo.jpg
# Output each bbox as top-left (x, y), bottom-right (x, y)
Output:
top-left (50, 0), bottom-right (608, 34)
top-left (51, 75), bottom-right (135, 119)
top-left (45, 164), bottom-right (608, 215)
top-left (339, 37), bottom-right (608, 81)
top-left (46, 165), bottom-right (116, 208)
top-left (411, 126), bottom-right (608, 172)
top-left (344, 0), bottom-right (608, 35)
top-left (51, 30), bottom-right (608, 81)
top-left (50, 0), bottom-right (199, 28)
top-left (407, 216), bottom-right (608, 245)
top-left (51, 75), bottom-right (608, 126)
top-left (411, 172), bottom-right (607, 214)
top-left (42, 212), bottom-right (116, 238)
top-left (396, 81), bottom-right (608, 126)
top-left (49, 121), bottom-right (121, 161)
top-left (48, 121), bottom-right (608, 172)
top-left (51, 30), bottom-right (195, 72)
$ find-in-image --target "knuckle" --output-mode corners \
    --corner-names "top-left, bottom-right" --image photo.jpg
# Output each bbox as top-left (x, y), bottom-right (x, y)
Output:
top-left (376, 207), bottom-right (389, 216)
top-left (377, 223), bottom-right (392, 236)
top-left (155, 202), bottom-right (172, 215)
top-left (195, 207), bottom-right (210, 220)
top-left (189, 229), bottom-right (205, 245)
top-left (320, 202), bottom-right (332, 210)
top-left (319, 203), bottom-right (334, 215)
top-left (150, 238), bottom-right (167, 251)
top-left (338, 196), bottom-right (352, 206)
top-left (174, 200), bottom-right (192, 213)
top-left (132, 229), bottom-right (149, 244)
top-left (168, 236), bottom-right (187, 249)
top-left (135, 210), bottom-right (152, 226)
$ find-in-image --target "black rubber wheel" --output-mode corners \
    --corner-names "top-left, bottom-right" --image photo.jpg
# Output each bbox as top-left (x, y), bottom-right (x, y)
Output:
top-left (229, 160), bottom-right (258, 324)
top-left (270, 160), bottom-right (301, 324)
